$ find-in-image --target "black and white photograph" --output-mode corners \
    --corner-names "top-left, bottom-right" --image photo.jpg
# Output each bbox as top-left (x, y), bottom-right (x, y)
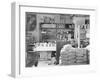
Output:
top-left (10, 2), bottom-right (97, 77)
top-left (25, 12), bottom-right (90, 67)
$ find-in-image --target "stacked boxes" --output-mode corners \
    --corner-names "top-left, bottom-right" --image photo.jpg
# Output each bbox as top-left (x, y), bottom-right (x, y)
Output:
top-left (60, 48), bottom-right (89, 65)
top-left (75, 49), bottom-right (89, 64)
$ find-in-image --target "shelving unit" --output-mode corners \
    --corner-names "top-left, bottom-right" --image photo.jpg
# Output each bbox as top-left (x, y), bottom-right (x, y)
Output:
top-left (40, 23), bottom-right (75, 42)
top-left (79, 24), bottom-right (90, 48)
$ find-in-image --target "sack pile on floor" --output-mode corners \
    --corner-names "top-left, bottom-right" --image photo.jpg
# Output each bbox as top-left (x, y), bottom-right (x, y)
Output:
top-left (60, 45), bottom-right (89, 65)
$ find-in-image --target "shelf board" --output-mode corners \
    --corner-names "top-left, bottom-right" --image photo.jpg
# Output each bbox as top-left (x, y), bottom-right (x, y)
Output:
top-left (40, 28), bottom-right (57, 29)
top-left (40, 28), bottom-right (74, 30)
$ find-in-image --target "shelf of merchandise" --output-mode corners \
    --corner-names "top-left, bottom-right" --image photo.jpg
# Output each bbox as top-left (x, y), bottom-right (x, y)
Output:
top-left (40, 23), bottom-right (75, 42)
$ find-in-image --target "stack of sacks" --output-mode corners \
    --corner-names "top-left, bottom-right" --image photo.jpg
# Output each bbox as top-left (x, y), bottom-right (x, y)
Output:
top-left (60, 45), bottom-right (89, 65)
top-left (60, 44), bottom-right (76, 65)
